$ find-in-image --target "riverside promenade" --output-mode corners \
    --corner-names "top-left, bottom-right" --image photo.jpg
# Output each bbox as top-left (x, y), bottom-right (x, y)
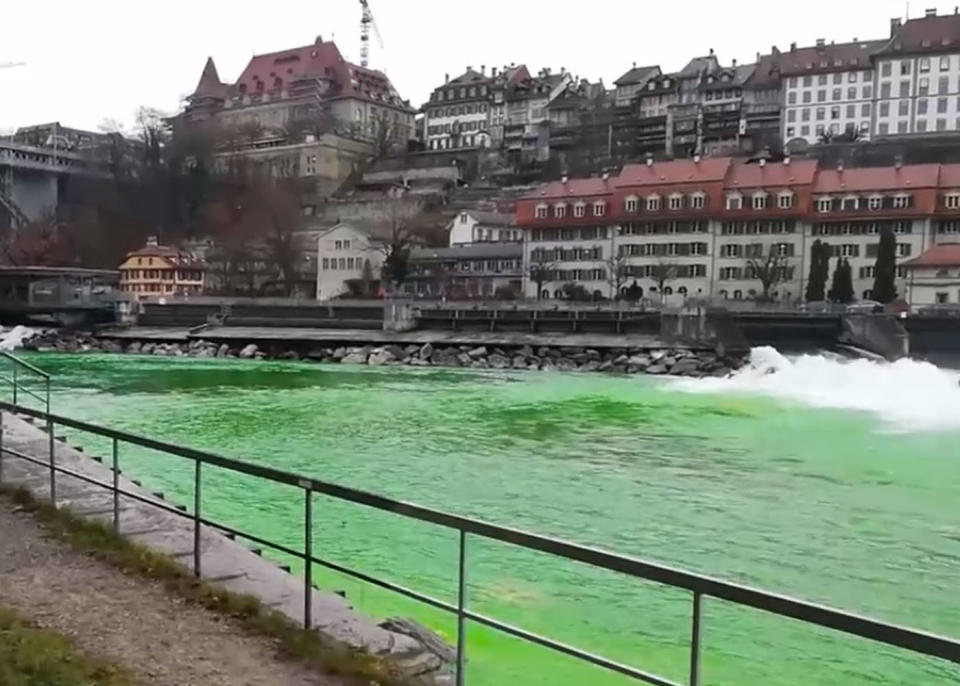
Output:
top-left (0, 410), bottom-right (449, 685)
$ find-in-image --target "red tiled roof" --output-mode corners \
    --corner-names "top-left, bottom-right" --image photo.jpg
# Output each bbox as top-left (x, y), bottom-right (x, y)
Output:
top-left (879, 14), bottom-right (960, 55)
top-left (902, 243), bottom-right (960, 268)
top-left (725, 159), bottom-right (818, 188)
top-left (217, 38), bottom-right (406, 109)
top-left (524, 178), bottom-right (613, 200)
top-left (813, 164), bottom-right (942, 193)
top-left (617, 158), bottom-right (732, 186)
top-left (193, 57), bottom-right (229, 99)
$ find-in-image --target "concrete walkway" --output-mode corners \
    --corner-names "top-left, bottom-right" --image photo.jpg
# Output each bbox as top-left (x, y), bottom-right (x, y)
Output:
top-left (0, 411), bottom-right (448, 684)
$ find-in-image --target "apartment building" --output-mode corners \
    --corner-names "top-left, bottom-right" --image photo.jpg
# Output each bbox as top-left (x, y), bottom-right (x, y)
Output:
top-left (515, 157), bottom-right (960, 304)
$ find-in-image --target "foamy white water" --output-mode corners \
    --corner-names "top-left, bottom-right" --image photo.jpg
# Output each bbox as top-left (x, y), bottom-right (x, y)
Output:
top-left (673, 346), bottom-right (960, 432)
top-left (0, 326), bottom-right (35, 351)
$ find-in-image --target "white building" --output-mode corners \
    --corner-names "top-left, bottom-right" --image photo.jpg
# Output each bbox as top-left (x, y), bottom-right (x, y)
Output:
top-left (315, 223), bottom-right (384, 300)
top-left (447, 210), bottom-right (520, 246)
top-left (902, 242), bottom-right (960, 305)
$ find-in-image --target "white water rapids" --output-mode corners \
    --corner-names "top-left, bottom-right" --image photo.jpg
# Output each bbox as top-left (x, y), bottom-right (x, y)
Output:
top-left (673, 346), bottom-right (960, 432)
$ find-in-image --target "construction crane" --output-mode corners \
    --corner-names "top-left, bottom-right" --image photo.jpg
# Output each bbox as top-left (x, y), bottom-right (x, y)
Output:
top-left (358, 0), bottom-right (384, 69)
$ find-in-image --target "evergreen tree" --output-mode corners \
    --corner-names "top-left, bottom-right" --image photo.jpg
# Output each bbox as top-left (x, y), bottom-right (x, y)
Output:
top-left (872, 227), bottom-right (898, 303)
top-left (836, 258), bottom-right (855, 304)
top-left (805, 240), bottom-right (829, 301)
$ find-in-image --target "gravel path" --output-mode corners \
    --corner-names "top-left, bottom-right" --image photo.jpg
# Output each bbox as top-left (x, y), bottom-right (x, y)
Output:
top-left (0, 499), bottom-right (358, 686)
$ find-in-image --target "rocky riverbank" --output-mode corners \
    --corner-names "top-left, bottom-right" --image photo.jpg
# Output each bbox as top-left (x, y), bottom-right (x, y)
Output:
top-left (23, 331), bottom-right (742, 377)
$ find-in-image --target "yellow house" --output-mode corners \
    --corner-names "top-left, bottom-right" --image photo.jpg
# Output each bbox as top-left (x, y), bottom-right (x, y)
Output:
top-left (118, 237), bottom-right (204, 299)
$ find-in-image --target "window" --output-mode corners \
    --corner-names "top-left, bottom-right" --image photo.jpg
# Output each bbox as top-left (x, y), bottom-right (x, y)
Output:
top-left (624, 196), bottom-right (638, 213)
top-left (778, 193), bottom-right (794, 209)
top-left (574, 202), bottom-right (586, 218)
top-left (893, 195), bottom-right (910, 209)
top-left (690, 193), bottom-right (706, 209)
top-left (646, 195), bottom-right (662, 211)
top-left (535, 204), bottom-right (548, 218)
top-left (752, 193), bottom-right (767, 210)
top-left (593, 201), bottom-right (606, 217)
top-left (669, 194), bottom-right (683, 210)
top-left (555, 204), bottom-right (567, 218)
top-left (946, 194), bottom-right (960, 209)
top-left (817, 197), bottom-right (832, 213)
top-left (726, 194), bottom-right (743, 210)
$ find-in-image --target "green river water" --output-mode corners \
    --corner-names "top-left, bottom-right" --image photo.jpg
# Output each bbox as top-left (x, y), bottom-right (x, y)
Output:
top-left (20, 352), bottom-right (960, 686)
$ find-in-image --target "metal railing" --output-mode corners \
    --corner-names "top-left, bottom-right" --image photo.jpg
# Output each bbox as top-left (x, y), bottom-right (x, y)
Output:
top-left (0, 375), bottom-right (957, 684)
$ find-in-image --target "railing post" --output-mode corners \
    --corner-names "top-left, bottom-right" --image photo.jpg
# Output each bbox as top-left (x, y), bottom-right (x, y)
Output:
top-left (304, 488), bottom-right (313, 630)
top-left (193, 459), bottom-right (202, 578)
top-left (111, 437), bottom-right (119, 535)
top-left (456, 530), bottom-right (468, 686)
top-left (689, 591), bottom-right (703, 686)
top-left (48, 418), bottom-right (55, 505)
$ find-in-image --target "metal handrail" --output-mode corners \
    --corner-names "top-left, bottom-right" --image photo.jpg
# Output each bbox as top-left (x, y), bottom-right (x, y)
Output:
top-left (0, 400), bottom-right (957, 685)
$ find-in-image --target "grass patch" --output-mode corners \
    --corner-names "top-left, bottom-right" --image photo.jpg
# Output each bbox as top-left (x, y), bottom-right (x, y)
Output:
top-left (0, 605), bottom-right (134, 686)
top-left (0, 485), bottom-right (429, 686)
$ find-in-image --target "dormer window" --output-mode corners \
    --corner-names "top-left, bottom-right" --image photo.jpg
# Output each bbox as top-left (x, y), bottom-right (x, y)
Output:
top-left (535, 204), bottom-right (548, 219)
top-left (624, 195), bottom-right (639, 213)
top-left (554, 203), bottom-right (567, 218)
top-left (726, 193), bottom-right (743, 210)
top-left (816, 197), bottom-right (832, 213)
top-left (892, 194), bottom-right (911, 209)
top-left (752, 192), bottom-right (768, 210)
top-left (574, 202), bottom-right (586, 218)
top-left (946, 193), bottom-right (960, 210)
top-left (593, 201), bottom-right (606, 217)
top-left (777, 192), bottom-right (794, 209)
top-left (646, 195), bottom-right (662, 211)
top-left (868, 195), bottom-right (883, 211)
top-left (690, 192), bottom-right (706, 210)
top-left (669, 193), bottom-right (683, 210)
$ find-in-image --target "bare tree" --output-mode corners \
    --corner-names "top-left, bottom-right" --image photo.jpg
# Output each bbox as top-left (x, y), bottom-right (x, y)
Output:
top-left (650, 260), bottom-right (678, 303)
top-left (527, 250), bottom-right (558, 300)
top-left (747, 246), bottom-right (791, 301)
top-left (606, 250), bottom-right (629, 300)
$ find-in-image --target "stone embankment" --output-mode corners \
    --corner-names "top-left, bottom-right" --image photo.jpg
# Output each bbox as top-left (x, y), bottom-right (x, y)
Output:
top-left (27, 331), bottom-right (742, 378)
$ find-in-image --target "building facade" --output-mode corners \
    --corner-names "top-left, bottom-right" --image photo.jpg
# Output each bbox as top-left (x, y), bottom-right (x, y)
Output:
top-left (515, 157), bottom-right (960, 305)
top-left (118, 238), bottom-right (204, 298)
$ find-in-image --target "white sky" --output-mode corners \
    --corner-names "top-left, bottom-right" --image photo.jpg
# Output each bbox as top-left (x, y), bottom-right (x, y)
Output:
top-left (0, 0), bottom-right (937, 133)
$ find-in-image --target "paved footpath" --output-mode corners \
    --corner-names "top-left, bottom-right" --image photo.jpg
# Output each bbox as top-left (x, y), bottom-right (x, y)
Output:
top-left (0, 497), bottom-right (357, 686)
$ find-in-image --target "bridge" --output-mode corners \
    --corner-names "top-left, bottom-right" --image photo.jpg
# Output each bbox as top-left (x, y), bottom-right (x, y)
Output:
top-left (0, 136), bottom-right (108, 229)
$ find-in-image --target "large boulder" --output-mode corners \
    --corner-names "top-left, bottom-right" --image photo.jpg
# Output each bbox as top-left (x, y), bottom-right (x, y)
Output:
top-left (239, 344), bottom-right (259, 359)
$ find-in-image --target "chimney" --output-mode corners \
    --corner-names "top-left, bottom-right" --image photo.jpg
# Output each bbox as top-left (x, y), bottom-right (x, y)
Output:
top-left (790, 42), bottom-right (797, 52)
top-left (925, 8), bottom-right (937, 17)
top-left (816, 38), bottom-right (826, 48)
top-left (783, 156), bottom-right (791, 165)
top-left (890, 17), bottom-right (902, 37)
